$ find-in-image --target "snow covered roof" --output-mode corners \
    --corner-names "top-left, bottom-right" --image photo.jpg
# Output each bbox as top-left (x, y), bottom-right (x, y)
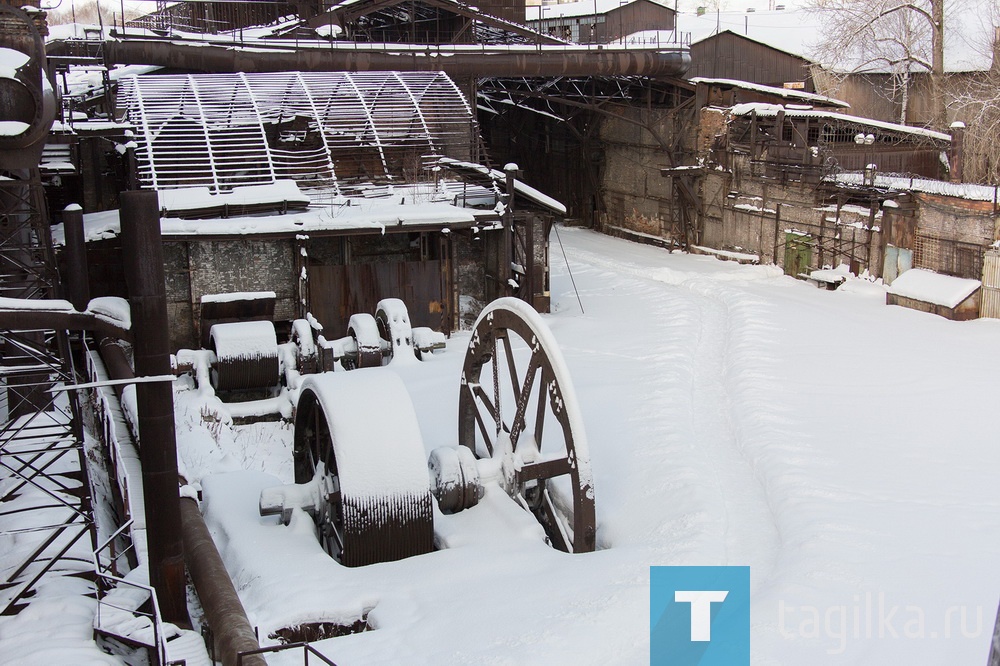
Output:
top-left (528, 0), bottom-right (674, 19)
top-left (680, 9), bottom-right (821, 61)
top-left (117, 71), bottom-right (476, 196)
top-left (436, 158), bottom-right (567, 215)
top-left (729, 103), bottom-right (951, 142)
top-left (887, 268), bottom-right (981, 308)
top-left (157, 181), bottom-right (311, 218)
top-left (678, 5), bottom-right (997, 73)
top-left (55, 183), bottom-right (501, 244)
top-left (691, 77), bottom-right (849, 108)
top-left (832, 173), bottom-right (1000, 203)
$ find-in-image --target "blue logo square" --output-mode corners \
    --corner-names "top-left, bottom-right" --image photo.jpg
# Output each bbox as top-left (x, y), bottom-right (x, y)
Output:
top-left (650, 566), bottom-right (750, 665)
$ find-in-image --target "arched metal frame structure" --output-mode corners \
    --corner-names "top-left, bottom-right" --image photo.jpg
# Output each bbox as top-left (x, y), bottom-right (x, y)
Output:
top-left (117, 71), bottom-right (477, 194)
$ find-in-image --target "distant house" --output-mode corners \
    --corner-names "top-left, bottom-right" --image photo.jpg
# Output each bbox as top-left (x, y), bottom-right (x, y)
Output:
top-left (526, 0), bottom-right (675, 44)
top-left (674, 7), bottom-right (999, 131)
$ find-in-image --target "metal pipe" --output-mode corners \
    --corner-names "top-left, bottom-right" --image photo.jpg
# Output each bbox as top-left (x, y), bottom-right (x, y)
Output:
top-left (102, 39), bottom-right (691, 78)
top-left (98, 333), bottom-right (263, 665)
top-left (180, 497), bottom-right (266, 666)
top-left (0, 308), bottom-right (131, 341)
top-left (949, 121), bottom-right (965, 183)
top-left (119, 189), bottom-right (190, 627)
top-left (98, 337), bottom-right (134, 401)
top-left (62, 203), bottom-right (90, 311)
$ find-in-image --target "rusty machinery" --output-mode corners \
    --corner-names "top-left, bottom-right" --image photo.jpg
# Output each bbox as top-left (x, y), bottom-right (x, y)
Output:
top-left (194, 297), bottom-right (447, 396)
top-left (0, 4), bottom-right (57, 172)
top-left (259, 296), bottom-right (596, 566)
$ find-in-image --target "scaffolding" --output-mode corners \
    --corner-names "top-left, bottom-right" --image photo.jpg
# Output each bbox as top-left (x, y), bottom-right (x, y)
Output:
top-left (0, 175), bottom-right (96, 616)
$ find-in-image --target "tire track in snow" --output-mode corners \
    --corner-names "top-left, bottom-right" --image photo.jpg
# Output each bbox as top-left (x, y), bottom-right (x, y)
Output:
top-left (683, 278), bottom-right (781, 582)
top-left (552, 228), bottom-right (783, 583)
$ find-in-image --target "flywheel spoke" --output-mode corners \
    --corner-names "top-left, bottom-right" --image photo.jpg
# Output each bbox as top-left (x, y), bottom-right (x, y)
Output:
top-left (518, 456), bottom-right (573, 483)
top-left (509, 352), bottom-right (541, 449)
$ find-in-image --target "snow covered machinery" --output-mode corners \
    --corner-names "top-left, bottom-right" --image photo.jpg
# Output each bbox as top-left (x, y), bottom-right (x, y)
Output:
top-left (194, 297), bottom-right (446, 395)
top-left (260, 297), bottom-right (597, 566)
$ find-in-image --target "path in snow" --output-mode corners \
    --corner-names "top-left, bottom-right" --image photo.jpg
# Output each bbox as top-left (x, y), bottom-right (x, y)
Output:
top-left (549, 229), bottom-right (783, 581)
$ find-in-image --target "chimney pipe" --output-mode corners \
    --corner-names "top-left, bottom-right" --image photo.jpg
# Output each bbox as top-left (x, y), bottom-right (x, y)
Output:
top-left (62, 203), bottom-right (90, 311)
top-left (949, 121), bottom-right (965, 183)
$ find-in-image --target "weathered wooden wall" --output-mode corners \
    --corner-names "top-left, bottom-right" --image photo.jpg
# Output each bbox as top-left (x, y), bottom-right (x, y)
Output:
top-left (689, 33), bottom-right (814, 91)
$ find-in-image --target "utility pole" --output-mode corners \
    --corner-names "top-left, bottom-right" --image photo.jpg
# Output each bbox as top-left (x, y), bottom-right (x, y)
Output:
top-left (931, 0), bottom-right (946, 128)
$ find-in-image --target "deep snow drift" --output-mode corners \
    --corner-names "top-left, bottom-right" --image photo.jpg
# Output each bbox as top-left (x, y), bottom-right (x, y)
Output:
top-left (174, 226), bottom-right (1000, 664)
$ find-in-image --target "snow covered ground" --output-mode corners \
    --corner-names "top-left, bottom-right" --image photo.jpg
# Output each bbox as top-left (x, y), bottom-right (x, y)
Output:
top-left (177, 226), bottom-right (1000, 664)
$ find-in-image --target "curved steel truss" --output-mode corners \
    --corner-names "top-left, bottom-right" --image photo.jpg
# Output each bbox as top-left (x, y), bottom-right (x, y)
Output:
top-left (118, 70), bottom-right (477, 194)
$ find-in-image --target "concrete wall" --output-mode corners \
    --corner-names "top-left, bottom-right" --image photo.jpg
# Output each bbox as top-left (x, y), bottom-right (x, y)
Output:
top-left (163, 238), bottom-right (297, 351)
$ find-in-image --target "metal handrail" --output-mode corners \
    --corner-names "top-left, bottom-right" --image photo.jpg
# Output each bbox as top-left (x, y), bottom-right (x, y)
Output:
top-left (94, 517), bottom-right (136, 577)
top-left (237, 641), bottom-right (338, 665)
top-left (93, 571), bottom-right (170, 666)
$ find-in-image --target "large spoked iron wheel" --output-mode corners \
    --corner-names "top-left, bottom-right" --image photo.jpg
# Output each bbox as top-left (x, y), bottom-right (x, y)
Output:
top-left (459, 297), bottom-right (596, 553)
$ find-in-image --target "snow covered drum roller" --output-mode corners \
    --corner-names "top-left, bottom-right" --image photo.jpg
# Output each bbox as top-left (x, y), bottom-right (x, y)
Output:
top-left (208, 321), bottom-right (280, 392)
top-left (274, 370), bottom-right (436, 566)
top-left (435, 297), bottom-right (597, 553)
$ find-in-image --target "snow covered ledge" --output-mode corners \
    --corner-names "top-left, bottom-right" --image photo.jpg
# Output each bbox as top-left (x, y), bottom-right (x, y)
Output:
top-left (886, 269), bottom-right (981, 321)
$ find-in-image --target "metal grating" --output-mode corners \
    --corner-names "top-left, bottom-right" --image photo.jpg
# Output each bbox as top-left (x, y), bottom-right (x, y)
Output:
top-left (980, 249), bottom-right (1000, 318)
top-left (913, 235), bottom-right (985, 281)
top-left (118, 70), bottom-right (477, 194)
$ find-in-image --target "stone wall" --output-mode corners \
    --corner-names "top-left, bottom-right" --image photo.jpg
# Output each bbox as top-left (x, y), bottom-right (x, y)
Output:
top-left (598, 104), bottom-right (698, 240)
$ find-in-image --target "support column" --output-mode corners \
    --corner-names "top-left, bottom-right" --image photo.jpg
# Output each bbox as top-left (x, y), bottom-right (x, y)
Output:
top-left (62, 204), bottom-right (90, 311)
top-left (119, 189), bottom-right (190, 627)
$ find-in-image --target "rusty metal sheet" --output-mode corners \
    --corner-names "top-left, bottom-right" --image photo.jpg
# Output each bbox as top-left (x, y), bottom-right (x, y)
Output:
top-left (309, 260), bottom-right (444, 336)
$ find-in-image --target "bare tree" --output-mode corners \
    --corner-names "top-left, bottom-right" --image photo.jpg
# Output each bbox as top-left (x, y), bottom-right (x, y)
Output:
top-left (45, 0), bottom-right (146, 26)
top-left (807, 0), bottom-right (946, 128)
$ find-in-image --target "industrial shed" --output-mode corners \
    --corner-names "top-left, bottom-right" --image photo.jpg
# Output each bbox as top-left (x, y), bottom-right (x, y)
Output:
top-left (70, 70), bottom-right (558, 350)
top-left (687, 30), bottom-right (815, 91)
